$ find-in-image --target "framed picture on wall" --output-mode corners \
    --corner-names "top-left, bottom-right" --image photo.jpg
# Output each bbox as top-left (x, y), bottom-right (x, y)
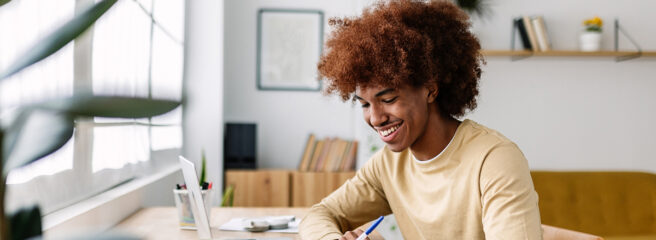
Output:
top-left (257, 9), bottom-right (324, 91)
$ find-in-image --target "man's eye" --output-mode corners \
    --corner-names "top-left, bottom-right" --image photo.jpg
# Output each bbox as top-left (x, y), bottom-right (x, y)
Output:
top-left (361, 103), bottom-right (370, 108)
top-left (382, 97), bottom-right (398, 103)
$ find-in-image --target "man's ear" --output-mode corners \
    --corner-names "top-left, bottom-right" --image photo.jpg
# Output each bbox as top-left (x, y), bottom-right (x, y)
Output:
top-left (427, 85), bottom-right (438, 103)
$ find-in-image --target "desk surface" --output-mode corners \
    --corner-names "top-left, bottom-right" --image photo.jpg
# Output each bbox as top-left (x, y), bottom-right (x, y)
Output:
top-left (115, 207), bottom-right (383, 240)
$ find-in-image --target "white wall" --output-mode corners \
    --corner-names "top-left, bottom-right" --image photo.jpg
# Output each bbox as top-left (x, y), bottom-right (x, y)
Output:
top-left (223, 0), bottom-right (656, 172)
top-left (223, 0), bottom-right (371, 169)
top-left (468, 0), bottom-right (656, 171)
top-left (183, 0), bottom-right (224, 204)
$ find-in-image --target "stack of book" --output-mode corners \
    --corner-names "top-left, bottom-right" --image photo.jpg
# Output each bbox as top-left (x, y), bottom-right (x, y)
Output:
top-left (297, 134), bottom-right (358, 172)
top-left (514, 15), bottom-right (551, 52)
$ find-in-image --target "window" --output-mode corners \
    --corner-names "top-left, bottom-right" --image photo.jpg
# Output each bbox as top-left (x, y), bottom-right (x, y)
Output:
top-left (0, 0), bottom-right (185, 214)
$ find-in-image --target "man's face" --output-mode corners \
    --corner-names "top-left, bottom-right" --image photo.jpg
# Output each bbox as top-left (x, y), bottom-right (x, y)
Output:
top-left (355, 84), bottom-right (432, 152)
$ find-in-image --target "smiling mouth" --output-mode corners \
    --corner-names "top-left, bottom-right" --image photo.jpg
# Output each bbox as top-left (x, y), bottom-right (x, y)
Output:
top-left (378, 121), bottom-right (402, 138)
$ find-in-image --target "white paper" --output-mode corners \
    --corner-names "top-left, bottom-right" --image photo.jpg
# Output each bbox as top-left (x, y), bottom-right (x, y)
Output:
top-left (218, 217), bottom-right (300, 233)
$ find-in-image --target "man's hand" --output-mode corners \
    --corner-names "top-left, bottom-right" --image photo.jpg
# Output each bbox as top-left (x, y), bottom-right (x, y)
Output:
top-left (339, 229), bottom-right (369, 240)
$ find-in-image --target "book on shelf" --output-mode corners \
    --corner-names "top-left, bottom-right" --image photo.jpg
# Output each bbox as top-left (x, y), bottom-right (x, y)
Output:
top-left (298, 134), bottom-right (316, 171)
top-left (298, 134), bottom-right (358, 172)
top-left (514, 15), bottom-right (552, 52)
top-left (325, 139), bottom-right (344, 172)
top-left (522, 16), bottom-right (539, 52)
top-left (514, 17), bottom-right (532, 50)
top-left (338, 141), bottom-right (353, 171)
top-left (342, 141), bottom-right (358, 171)
top-left (314, 138), bottom-right (333, 171)
top-left (306, 139), bottom-right (324, 172)
top-left (531, 16), bottom-right (551, 52)
top-left (334, 139), bottom-right (350, 171)
top-left (320, 138), bottom-right (338, 172)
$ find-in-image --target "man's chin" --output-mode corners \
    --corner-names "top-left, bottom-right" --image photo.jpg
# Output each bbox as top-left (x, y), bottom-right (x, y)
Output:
top-left (385, 143), bottom-right (407, 152)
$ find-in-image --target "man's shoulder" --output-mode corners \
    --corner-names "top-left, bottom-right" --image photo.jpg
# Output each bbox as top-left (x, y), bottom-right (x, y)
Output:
top-left (460, 119), bottom-right (516, 148)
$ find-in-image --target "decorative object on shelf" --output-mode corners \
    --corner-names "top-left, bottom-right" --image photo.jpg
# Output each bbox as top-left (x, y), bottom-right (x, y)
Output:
top-left (256, 9), bottom-right (324, 91)
top-left (579, 16), bottom-right (603, 52)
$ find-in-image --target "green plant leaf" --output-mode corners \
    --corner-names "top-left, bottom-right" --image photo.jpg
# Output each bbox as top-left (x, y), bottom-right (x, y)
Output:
top-left (221, 185), bottom-right (234, 207)
top-left (35, 95), bottom-right (180, 118)
top-left (2, 96), bottom-right (179, 175)
top-left (0, 0), bottom-right (117, 80)
top-left (199, 149), bottom-right (206, 185)
top-left (8, 205), bottom-right (42, 240)
top-left (455, 0), bottom-right (490, 18)
top-left (0, 0), bottom-right (11, 8)
top-left (2, 110), bottom-right (74, 175)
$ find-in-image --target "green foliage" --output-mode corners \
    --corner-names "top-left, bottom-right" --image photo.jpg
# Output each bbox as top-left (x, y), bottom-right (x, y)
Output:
top-left (199, 149), bottom-right (207, 185)
top-left (2, 110), bottom-right (74, 175)
top-left (586, 26), bottom-right (602, 32)
top-left (8, 205), bottom-right (41, 240)
top-left (0, 0), bottom-right (117, 80)
top-left (36, 95), bottom-right (181, 119)
top-left (221, 185), bottom-right (234, 207)
top-left (0, 1), bottom-right (180, 239)
top-left (2, 96), bottom-right (180, 175)
top-left (455, 0), bottom-right (490, 18)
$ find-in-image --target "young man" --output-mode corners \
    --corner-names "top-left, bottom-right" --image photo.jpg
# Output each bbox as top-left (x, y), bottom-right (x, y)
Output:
top-left (299, 1), bottom-right (542, 239)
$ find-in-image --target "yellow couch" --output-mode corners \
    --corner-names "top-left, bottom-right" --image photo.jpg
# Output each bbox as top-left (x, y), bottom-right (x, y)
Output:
top-left (531, 171), bottom-right (656, 240)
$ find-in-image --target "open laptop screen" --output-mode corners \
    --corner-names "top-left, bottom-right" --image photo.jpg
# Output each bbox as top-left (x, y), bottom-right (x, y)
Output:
top-left (179, 156), bottom-right (212, 239)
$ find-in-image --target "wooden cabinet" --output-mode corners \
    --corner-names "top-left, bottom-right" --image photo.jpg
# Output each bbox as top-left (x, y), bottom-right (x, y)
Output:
top-left (224, 170), bottom-right (291, 207)
top-left (224, 170), bottom-right (355, 207)
top-left (291, 171), bottom-right (355, 207)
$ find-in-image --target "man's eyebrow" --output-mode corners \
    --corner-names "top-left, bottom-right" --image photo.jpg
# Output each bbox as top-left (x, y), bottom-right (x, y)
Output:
top-left (374, 88), bottom-right (395, 97)
top-left (353, 88), bottom-right (395, 100)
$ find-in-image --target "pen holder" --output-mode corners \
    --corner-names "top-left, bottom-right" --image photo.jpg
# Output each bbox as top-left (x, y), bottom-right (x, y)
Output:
top-left (173, 189), bottom-right (212, 229)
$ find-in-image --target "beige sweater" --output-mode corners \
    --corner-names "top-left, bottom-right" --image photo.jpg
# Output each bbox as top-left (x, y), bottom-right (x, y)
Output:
top-left (299, 119), bottom-right (542, 240)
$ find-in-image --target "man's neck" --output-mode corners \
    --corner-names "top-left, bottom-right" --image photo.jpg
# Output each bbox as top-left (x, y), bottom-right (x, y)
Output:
top-left (410, 112), bottom-right (460, 161)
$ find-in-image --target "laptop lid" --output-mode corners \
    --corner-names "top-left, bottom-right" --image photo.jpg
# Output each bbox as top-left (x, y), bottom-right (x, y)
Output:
top-left (179, 156), bottom-right (212, 239)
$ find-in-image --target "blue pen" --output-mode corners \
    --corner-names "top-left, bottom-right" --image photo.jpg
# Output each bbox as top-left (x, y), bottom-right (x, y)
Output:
top-left (356, 216), bottom-right (385, 240)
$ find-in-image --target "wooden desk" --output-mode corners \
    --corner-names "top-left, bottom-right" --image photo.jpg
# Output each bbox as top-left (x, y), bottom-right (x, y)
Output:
top-left (115, 207), bottom-right (383, 240)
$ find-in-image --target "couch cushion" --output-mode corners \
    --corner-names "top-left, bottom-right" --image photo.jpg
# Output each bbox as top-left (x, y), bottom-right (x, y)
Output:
top-left (603, 234), bottom-right (656, 240)
top-left (531, 171), bottom-right (656, 236)
top-left (542, 224), bottom-right (603, 240)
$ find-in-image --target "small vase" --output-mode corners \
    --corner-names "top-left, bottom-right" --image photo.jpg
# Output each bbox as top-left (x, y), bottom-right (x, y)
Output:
top-left (579, 32), bottom-right (602, 52)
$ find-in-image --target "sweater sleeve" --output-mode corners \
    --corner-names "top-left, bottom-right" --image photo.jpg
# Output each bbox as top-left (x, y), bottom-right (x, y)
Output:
top-left (479, 143), bottom-right (543, 240)
top-left (299, 152), bottom-right (393, 240)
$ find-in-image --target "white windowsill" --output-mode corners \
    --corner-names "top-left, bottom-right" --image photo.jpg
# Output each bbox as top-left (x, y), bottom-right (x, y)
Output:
top-left (43, 164), bottom-right (181, 238)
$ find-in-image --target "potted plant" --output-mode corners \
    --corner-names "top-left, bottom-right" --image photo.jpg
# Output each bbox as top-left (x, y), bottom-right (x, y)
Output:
top-left (580, 16), bottom-right (603, 52)
top-left (0, 0), bottom-right (180, 239)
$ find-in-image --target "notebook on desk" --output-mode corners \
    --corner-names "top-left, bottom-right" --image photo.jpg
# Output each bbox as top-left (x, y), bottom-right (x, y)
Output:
top-left (179, 156), bottom-right (292, 240)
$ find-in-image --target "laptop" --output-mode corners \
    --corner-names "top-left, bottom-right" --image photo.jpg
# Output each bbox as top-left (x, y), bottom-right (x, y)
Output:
top-left (179, 156), bottom-right (292, 240)
top-left (179, 156), bottom-right (212, 239)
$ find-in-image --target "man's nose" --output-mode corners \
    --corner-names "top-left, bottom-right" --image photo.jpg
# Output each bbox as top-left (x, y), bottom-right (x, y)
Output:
top-left (369, 104), bottom-right (388, 127)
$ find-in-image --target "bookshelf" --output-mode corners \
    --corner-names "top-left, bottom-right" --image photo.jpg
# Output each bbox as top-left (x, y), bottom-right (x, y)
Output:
top-left (481, 50), bottom-right (656, 61)
top-left (482, 50), bottom-right (656, 57)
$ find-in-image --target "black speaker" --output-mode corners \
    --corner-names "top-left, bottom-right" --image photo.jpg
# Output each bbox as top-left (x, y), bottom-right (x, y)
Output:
top-left (224, 123), bottom-right (256, 169)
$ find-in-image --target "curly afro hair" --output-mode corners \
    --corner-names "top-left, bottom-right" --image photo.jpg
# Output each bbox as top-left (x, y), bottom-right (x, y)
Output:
top-left (318, 0), bottom-right (484, 118)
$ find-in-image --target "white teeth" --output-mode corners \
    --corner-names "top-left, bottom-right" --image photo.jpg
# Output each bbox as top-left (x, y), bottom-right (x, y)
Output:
top-left (380, 125), bottom-right (399, 137)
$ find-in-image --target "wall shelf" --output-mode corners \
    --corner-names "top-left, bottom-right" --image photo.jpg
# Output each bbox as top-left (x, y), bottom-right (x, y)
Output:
top-left (481, 50), bottom-right (656, 61)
